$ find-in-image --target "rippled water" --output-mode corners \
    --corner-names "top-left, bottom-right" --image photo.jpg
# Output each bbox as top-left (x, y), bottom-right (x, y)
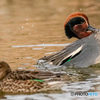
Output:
top-left (1, 68), bottom-right (100, 100)
top-left (1, 0), bottom-right (100, 100)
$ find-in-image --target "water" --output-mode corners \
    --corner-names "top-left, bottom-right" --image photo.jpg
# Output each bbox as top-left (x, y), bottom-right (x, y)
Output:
top-left (1, 0), bottom-right (100, 100)
top-left (1, 68), bottom-right (100, 100)
top-left (12, 44), bottom-right (69, 48)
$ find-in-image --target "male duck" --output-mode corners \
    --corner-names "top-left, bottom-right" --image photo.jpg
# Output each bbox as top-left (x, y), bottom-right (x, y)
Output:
top-left (0, 61), bottom-right (65, 93)
top-left (39, 13), bottom-right (99, 68)
top-left (64, 12), bottom-right (93, 39)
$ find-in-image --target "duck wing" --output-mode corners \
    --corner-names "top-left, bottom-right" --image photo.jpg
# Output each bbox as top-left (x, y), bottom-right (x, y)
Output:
top-left (39, 39), bottom-right (85, 65)
top-left (39, 34), bottom-right (99, 67)
top-left (4, 70), bottom-right (64, 80)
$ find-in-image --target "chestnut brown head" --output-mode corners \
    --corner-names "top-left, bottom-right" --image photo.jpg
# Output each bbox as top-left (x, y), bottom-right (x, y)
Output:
top-left (0, 61), bottom-right (12, 80)
top-left (64, 12), bottom-right (92, 39)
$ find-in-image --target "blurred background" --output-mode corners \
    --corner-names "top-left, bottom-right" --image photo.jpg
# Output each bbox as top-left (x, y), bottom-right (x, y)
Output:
top-left (0, 0), bottom-right (100, 69)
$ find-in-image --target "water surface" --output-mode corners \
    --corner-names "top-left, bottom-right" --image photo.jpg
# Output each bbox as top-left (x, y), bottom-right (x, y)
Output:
top-left (1, 0), bottom-right (100, 100)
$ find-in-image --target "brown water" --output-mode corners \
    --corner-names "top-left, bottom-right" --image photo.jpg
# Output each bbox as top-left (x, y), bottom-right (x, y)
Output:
top-left (1, 0), bottom-right (100, 100)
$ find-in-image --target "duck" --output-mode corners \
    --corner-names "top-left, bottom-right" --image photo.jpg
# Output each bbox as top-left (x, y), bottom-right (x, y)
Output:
top-left (0, 61), bottom-right (65, 93)
top-left (64, 12), bottom-right (93, 39)
top-left (38, 13), bottom-right (100, 68)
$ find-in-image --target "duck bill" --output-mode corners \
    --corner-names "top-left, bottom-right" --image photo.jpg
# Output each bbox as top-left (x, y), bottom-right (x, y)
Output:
top-left (86, 25), bottom-right (97, 32)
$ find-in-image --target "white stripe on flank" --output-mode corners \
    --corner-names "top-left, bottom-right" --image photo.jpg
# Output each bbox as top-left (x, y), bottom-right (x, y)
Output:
top-left (58, 45), bottom-right (84, 65)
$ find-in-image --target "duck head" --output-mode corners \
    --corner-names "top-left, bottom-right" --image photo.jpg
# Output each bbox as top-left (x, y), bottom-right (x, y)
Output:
top-left (0, 61), bottom-right (12, 80)
top-left (64, 12), bottom-right (93, 39)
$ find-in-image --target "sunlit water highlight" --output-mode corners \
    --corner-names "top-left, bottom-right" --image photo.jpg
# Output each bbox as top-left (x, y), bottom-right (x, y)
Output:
top-left (12, 44), bottom-right (69, 48)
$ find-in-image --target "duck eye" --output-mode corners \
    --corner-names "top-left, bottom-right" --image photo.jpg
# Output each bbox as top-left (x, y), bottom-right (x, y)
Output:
top-left (80, 21), bottom-right (84, 24)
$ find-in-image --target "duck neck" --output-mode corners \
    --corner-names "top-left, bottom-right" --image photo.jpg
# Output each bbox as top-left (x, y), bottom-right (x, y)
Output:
top-left (94, 29), bottom-right (100, 41)
top-left (0, 68), bottom-right (12, 81)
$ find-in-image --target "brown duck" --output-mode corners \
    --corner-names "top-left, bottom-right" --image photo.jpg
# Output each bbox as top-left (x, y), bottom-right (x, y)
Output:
top-left (0, 61), bottom-right (65, 93)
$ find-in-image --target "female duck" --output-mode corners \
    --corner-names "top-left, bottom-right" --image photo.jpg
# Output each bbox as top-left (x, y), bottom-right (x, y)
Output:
top-left (0, 61), bottom-right (64, 93)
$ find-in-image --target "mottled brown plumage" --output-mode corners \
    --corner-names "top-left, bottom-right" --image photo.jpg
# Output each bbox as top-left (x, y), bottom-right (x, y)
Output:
top-left (0, 61), bottom-right (65, 93)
